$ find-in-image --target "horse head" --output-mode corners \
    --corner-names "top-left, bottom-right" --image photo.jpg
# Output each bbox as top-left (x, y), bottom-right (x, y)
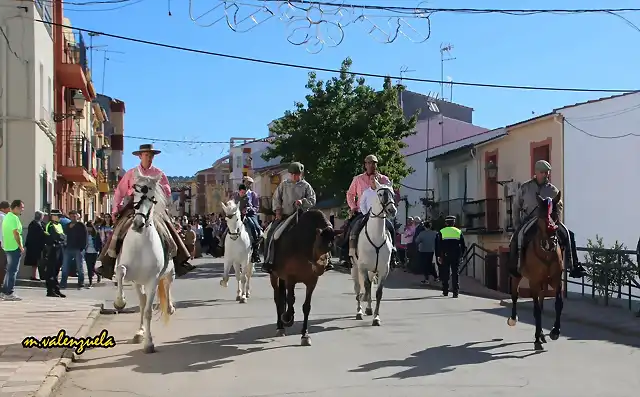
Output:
top-left (535, 191), bottom-right (561, 252)
top-left (131, 168), bottom-right (162, 231)
top-left (221, 200), bottom-right (242, 240)
top-left (311, 226), bottom-right (336, 275)
top-left (371, 179), bottom-right (397, 218)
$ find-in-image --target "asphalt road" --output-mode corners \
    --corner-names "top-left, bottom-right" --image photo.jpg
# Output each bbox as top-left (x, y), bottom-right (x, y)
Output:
top-left (54, 257), bottom-right (640, 397)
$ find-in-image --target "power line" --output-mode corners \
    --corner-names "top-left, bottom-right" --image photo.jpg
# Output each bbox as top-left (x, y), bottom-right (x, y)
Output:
top-left (32, 19), bottom-right (636, 93)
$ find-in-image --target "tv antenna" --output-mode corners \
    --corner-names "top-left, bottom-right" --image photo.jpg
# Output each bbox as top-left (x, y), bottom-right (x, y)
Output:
top-left (399, 65), bottom-right (415, 108)
top-left (440, 43), bottom-right (456, 100)
top-left (95, 49), bottom-right (125, 93)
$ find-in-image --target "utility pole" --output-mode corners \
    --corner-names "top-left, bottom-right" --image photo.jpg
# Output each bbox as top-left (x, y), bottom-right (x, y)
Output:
top-left (87, 32), bottom-right (105, 72)
top-left (95, 49), bottom-right (125, 93)
top-left (440, 43), bottom-right (456, 100)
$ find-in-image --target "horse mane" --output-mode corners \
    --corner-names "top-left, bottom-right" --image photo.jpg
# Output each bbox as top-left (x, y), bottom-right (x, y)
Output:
top-left (278, 210), bottom-right (332, 259)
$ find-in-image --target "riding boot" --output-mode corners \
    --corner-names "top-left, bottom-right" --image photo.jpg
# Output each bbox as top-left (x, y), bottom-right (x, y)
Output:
top-left (389, 250), bottom-right (398, 269)
top-left (566, 248), bottom-right (586, 278)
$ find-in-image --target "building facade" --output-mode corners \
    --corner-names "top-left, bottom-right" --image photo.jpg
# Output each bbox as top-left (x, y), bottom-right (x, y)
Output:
top-left (0, 0), bottom-right (56, 216)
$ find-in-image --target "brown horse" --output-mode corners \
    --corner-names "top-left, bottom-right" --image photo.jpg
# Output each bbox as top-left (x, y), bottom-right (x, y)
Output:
top-left (269, 209), bottom-right (336, 346)
top-left (507, 191), bottom-right (564, 351)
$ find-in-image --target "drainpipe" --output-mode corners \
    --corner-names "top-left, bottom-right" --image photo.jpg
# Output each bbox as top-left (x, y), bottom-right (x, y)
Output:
top-left (0, 21), bottom-right (8, 199)
top-left (53, 0), bottom-right (64, 211)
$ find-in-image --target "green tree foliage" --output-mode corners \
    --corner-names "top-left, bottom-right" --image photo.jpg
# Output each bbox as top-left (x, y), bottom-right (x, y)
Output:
top-left (583, 235), bottom-right (639, 298)
top-left (262, 58), bottom-right (418, 201)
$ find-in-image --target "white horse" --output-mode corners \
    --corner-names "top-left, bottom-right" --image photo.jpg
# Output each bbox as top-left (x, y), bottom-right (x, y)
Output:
top-left (351, 180), bottom-right (397, 326)
top-left (113, 168), bottom-right (176, 353)
top-left (219, 200), bottom-right (253, 303)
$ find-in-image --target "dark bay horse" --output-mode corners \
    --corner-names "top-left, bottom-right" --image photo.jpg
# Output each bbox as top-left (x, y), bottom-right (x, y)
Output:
top-left (508, 192), bottom-right (564, 351)
top-left (270, 209), bottom-right (336, 346)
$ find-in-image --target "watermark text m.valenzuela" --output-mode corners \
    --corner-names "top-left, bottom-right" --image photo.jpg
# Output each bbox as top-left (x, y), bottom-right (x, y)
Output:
top-left (21, 329), bottom-right (116, 355)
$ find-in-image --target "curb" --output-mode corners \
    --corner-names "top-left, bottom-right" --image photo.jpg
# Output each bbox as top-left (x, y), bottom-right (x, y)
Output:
top-left (498, 299), bottom-right (639, 337)
top-left (33, 307), bottom-right (102, 397)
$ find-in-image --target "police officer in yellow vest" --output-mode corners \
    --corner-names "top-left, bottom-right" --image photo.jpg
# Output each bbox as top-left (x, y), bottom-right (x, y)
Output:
top-left (435, 215), bottom-right (466, 298)
top-left (44, 209), bottom-right (66, 298)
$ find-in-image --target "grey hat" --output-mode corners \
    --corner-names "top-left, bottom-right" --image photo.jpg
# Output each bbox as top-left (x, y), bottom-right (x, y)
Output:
top-left (414, 216), bottom-right (422, 223)
top-left (445, 215), bottom-right (456, 221)
top-left (288, 162), bottom-right (304, 174)
top-left (535, 160), bottom-right (552, 172)
top-left (49, 209), bottom-right (63, 216)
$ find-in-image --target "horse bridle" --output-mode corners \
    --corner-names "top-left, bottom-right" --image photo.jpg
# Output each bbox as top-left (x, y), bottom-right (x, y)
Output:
top-left (370, 186), bottom-right (395, 219)
top-left (225, 211), bottom-right (242, 240)
top-left (133, 184), bottom-right (157, 227)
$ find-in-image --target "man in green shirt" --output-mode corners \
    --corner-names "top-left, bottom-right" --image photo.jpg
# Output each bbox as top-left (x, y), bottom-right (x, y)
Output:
top-left (1, 200), bottom-right (24, 301)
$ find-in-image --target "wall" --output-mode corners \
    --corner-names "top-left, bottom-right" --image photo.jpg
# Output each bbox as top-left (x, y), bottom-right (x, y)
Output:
top-left (0, 3), bottom-right (55, 216)
top-left (229, 140), bottom-right (270, 188)
top-left (432, 152), bottom-right (479, 202)
top-left (558, 93), bottom-right (640, 249)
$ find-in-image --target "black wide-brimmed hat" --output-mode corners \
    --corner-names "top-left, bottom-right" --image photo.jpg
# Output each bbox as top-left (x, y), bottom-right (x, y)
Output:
top-left (132, 143), bottom-right (161, 156)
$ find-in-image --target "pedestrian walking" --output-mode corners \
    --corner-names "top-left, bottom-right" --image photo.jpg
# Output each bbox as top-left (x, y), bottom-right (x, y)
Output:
top-left (1, 200), bottom-right (25, 300)
top-left (60, 210), bottom-right (87, 289)
top-left (0, 201), bottom-right (10, 289)
top-left (44, 209), bottom-right (66, 298)
top-left (435, 215), bottom-right (466, 298)
top-left (85, 221), bottom-right (102, 287)
top-left (24, 211), bottom-right (46, 280)
top-left (414, 221), bottom-right (438, 285)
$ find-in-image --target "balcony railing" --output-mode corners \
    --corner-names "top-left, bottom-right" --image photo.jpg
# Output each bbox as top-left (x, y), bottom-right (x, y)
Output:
top-left (431, 198), bottom-right (467, 225)
top-left (65, 137), bottom-right (94, 171)
top-left (463, 198), bottom-right (502, 232)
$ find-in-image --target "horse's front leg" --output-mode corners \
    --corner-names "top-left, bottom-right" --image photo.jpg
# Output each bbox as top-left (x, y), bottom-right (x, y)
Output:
top-left (281, 281), bottom-right (295, 328)
top-left (271, 276), bottom-right (286, 337)
top-left (507, 276), bottom-right (521, 327)
top-left (142, 280), bottom-right (159, 353)
top-left (234, 262), bottom-right (246, 303)
top-left (113, 263), bottom-right (127, 311)
top-left (244, 257), bottom-right (253, 299)
top-left (165, 265), bottom-right (176, 315)
top-left (300, 279), bottom-right (318, 346)
top-left (364, 276), bottom-right (373, 316)
top-left (550, 278), bottom-right (563, 340)
top-left (372, 278), bottom-right (384, 326)
top-left (132, 284), bottom-right (146, 343)
top-left (532, 286), bottom-right (545, 351)
top-left (352, 265), bottom-right (364, 320)
top-left (219, 257), bottom-right (232, 288)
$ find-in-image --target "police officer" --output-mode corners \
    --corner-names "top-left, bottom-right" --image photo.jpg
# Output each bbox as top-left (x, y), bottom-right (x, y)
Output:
top-left (510, 159), bottom-right (586, 278)
top-left (44, 209), bottom-right (66, 298)
top-left (435, 215), bottom-right (466, 298)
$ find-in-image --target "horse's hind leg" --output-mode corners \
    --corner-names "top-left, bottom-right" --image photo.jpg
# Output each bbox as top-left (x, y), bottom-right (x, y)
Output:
top-left (364, 275), bottom-right (373, 316)
top-left (352, 266), bottom-right (364, 320)
top-left (372, 279), bottom-right (384, 326)
top-left (281, 282), bottom-right (296, 328)
top-left (550, 278), bottom-right (564, 340)
top-left (142, 280), bottom-right (159, 353)
top-left (271, 276), bottom-right (286, 337)
top-left (114, 264), bottom-right (127, 311)
top-left (245, 259), bottom-right (253, 299)
top-left (507, 276), bottom-right (521, 327)
top-left (300, 279), bottom-right (318, 346)
top-left (165, 265), bottom-right (176, 315)
top-left (531, 285), bottom-right (544, 351)
top-left (235, 263), bottom-right (246, 303)
top-left (132, 284), bottom-right (146, 344)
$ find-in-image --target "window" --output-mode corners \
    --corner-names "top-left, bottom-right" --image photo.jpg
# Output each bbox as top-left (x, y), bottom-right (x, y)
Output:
top-left (40, 170), bottom-right (49, 211)
top-left (39, 63), bottom-right (44, 120)
top-left (440, 172), bottom-right (450, 201)
top-left (35, 0), bottom-right (53, 37)
top-left (47, 77), bottom-right (52, 117)
top-left (530, 142), bottom-right (551, 176)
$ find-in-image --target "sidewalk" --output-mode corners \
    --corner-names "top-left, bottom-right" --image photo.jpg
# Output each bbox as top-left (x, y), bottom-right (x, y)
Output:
top-left (0, 296), bottom-right (101, 396)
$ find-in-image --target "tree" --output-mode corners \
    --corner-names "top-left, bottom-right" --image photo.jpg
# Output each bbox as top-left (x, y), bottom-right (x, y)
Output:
top-left (583, 235), bottom-right (638, 298)
top-left (262, 58), bottom-right (418, 201)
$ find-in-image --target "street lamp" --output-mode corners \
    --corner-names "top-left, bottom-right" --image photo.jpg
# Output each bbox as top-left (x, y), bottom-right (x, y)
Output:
top-left (53, 91), bottom-right (86, 122)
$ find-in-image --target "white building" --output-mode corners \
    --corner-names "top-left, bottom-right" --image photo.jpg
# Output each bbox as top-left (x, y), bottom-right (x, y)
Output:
top-left (557, 92), bottom-right (640, 249)
top-left (0, 0), bottom-right (55, 215)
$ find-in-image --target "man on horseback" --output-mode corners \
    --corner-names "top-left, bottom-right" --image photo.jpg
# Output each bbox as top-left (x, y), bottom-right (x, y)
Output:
top-left (342, 154), bottom-right (397, 268)
top-left (219, 182), bottom-right (261, 263)
top-left (96, 144), bottom-right (196, 280)
top-left (509, 160), bottom-right (586, 279)
top-left (261, 162), bottom-right (317, 274)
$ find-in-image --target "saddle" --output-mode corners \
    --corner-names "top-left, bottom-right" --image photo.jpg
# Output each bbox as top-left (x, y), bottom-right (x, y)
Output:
top-left (110, 209), bottom-right (174, 264)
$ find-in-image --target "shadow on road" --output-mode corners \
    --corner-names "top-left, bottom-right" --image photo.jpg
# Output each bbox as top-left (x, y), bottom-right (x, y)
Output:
top-left (473, 306), bottom-right (640, 349)
top-left (181, 261), bottom-right (269, 281)
top-left (349, 338), bottom-right (542, 379)
top-left (71, 316), bottom-right (351, 375)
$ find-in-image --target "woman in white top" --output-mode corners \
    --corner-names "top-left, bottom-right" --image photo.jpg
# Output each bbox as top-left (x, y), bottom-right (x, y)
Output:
top-left (359, 174), bottom-right (381, 214)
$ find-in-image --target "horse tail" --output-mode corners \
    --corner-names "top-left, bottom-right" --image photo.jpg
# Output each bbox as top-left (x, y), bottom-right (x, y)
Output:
top-left (157, 276), bottom-right (171, 325)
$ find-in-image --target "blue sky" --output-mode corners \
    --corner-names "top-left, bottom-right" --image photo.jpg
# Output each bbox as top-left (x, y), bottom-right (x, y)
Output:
top-left (65, 0), bottom-right (640, 175)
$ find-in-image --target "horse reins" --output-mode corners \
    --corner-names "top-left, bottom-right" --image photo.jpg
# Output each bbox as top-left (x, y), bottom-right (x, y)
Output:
top-left (364, 186), bottom-right (395, 274)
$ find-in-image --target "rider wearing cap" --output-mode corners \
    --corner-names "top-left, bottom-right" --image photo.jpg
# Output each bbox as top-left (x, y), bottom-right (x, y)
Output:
top-left (44, 209), bottom-right (66, 298)
top-left (343, 154), bottom-right (398, 268)
top-left (261, 162), bottom-right (317, 274)
top-left (510, 159), bottom-right (586, 278)
top-left (231, 182), bottom-right (262, 263)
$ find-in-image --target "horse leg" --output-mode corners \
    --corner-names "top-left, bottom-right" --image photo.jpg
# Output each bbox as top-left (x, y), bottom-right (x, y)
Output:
top-left (281, 281), bottom-right (295, 328)
top-left (532, 285), bottom-right (544, 351)
top-left (372, 279), bottom-right (384, 326)
top-left (235, 262), bottom-right (245, 303)
top-left (507, 276), bottom-right (521, 326)
top-left (364, 276), bottom-right (373, 316)
top-left (142, 280), bottom-right (159, 353)
top-left (132, 283), bottom-right (146, 343)
top-left (219, 258), bottom-right (232, 288)
top-left (271, 276), bottom-right (286, 337)
top-left (114, 264), bottom-right (127, 311)
top-left (352, 265), bottom-right (364, 320)
top-left (550, 277), bottom-right (564, 340)
top-left (300, 279), bottom-right (318, 346)
top-left (165, 266), bottom-right (176, 315)
top-left (245, 258), bottom-right (253, 299)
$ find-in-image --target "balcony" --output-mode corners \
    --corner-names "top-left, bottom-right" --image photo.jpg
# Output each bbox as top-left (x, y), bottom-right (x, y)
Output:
top-left (259, 196), bottom-right (274, 215)
top-left (58, 137), bottom-right (96, 186)
top-left (463, 199), bottom-right (502, 233)
top-left (431, 199), bottom-right (467, 225)
top-left (56, 43), bottom-right (91, 99)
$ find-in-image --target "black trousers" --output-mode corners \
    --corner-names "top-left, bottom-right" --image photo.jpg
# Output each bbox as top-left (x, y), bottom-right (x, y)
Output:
top-left (44, 246), bottom-right (63, 293)
top-left (439, 256), bottom-right (460, 293)
top-left (419, 251), bottom-right (437, 279)
top-left (85, 253), bottom-right (98, 285)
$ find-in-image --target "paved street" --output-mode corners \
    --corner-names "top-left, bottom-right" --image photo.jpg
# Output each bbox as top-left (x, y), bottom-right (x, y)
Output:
top-left (55, 258), bottom-right (640, 397)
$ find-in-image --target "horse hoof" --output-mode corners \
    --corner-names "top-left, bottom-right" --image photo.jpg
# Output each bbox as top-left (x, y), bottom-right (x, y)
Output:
top-left (113, 299), bottom-right (126, 311)
top-left (275, 329), bottom-right (286, 337)
top-left (365, 308), bottom-right (373, 316)
top-left (143, 344), bottom-right (156, 354)
top-left (539, 334), bottom-right (548, 344)
top-left (534, 342), bottom-right (544, 351)
top-left (132, 333), bottom-right (144, 344)
top-left (549, 328), bottom-right (560, 340)
top-left (372, 318), bottom-right (381, 326)
top-left (239, 297), bottom-right (247, 304)
top-left (236, 296), bottom-right (242, 301)
top-left (168, 305), bottom-right (176, 315)
top-left (301, 336), bottom-right (311, 346)
top-left (220, 279), bottom-right (228, 287)
top-left (281, 315), bottom-right (294, 328)
top-left (356, 313), bottom-right (363, 320)
top-left (507, 317), bottom-right (517, 327)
